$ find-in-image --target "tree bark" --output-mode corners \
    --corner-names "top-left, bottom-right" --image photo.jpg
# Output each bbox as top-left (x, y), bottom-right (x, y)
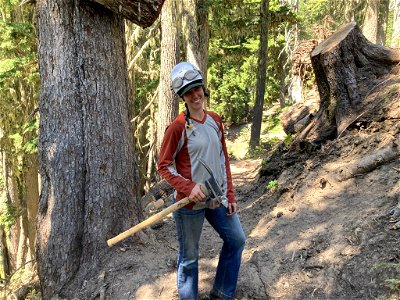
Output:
top-left (89, 0), bottom-right (165, 28)
top-left (35, 0), bottom-right (162, 297)
top-left (362, 0), bottom-right (379, 43)
top-left (377, 0), bottom-right (389, 45)
top-left (2, 152), bottom-right (20, 272)
top-left (157, 0), bottom-right (180, 154)
top-left (0, 151), bottom-right (11, 279)
top-left (182, 0), bottom-right (209, 87)
top-left (344, 0), bottom-right (357, 22)
top-left (392, 0), bottom-right (400, 47)
top-left (249, 0), bottom-right (269, 150)
top-left (197, 0), bottom-right (209, 87)
top-left (300, 22), bottom-right (400, 143)
top-left (23, 154), bottom-right (38, 267)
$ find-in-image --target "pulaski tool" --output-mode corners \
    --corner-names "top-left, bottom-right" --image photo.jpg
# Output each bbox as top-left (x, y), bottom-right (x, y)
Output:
top-left (107, 158), bottom-right (228, 247)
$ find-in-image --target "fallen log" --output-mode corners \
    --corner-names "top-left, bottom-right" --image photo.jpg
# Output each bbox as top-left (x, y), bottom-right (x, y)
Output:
top-left (337, 139), bottom-right (399, 181)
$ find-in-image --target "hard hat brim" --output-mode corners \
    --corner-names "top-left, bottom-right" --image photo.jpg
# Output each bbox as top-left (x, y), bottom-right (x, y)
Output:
top-left (178, 79), bottom-right (203, 97)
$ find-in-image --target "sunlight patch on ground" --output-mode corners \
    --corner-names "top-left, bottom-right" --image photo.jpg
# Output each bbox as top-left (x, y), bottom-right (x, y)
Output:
top-left (268, 272), bottom-right (313, 298)
top-left (249, 217), bottom-right (275, 238)
top-left (134, 272), bottom-right (176, 299)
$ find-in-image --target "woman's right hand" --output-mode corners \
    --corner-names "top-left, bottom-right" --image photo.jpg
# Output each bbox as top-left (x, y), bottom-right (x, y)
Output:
top-left (189, 183), bottom-right (207, 202)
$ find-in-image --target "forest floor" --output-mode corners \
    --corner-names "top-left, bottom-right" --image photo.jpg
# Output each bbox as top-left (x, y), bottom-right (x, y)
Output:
top-left (94, 78), bottom-right (400, 300)
top-left (6, 79), bottom-right (399, 300)
top-left (97, 76), bottom-right (400, 300)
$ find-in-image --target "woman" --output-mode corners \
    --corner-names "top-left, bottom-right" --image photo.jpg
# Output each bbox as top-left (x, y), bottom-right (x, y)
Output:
top-left (158, 62), bottom-right (246, 300)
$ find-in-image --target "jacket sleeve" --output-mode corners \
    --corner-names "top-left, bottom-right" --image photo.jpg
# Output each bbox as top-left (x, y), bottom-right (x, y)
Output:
top-left (157, 122), bottom-right (196, 199)
top-left (220, 123), bottom-right (236, 203)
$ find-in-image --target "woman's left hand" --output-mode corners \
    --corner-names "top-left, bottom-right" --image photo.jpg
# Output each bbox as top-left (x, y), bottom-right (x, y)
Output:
top-left (226, 202), bottom-right (237, 216)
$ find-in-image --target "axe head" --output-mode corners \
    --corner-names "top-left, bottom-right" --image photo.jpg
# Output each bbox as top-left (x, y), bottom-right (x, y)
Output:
top-left (204, 177), bottom-right (229, 208)
top-left (198, 158), bottom-right (229, 208)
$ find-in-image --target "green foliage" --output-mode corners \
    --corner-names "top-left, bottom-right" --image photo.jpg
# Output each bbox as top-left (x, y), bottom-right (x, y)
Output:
top-left (384, 279), bottom-right (400, 291)
top-left (0, 201), bottom-right (19, 230)
top-left (373, 262), bottom-right (400, 270)
top-left (208, 51), bottom-right (257, 123)
top-left (0, 21), bottom-right (37, 84)
top-left (373, 262), bottom-right (400, 291)
top-left (262, 114), bottom-right (281, 134)
top-left (0, 5), bottom-right (38, 242)
top-left (22, 118), bottom-right (38, 154)
top-left (283, 133), bottom-right (293, 146)
top-left (297, 0), bottom-right (330, 39)
top-left (8, 118), bottom-right (38, 155)
top-left (0, 9), bottom-right (39, 171)
top-left (297, 0), bottom-right (368, 40)
top-left (261, 158), bottom-right (269, 169)
top-left (266, 179), bottom-right (278, 190)
top-left (208, 0), bottom-right (297, 124)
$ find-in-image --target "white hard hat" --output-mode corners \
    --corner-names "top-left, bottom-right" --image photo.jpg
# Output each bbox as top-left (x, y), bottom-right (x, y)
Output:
top-left (170, 62), bottom-right (203, 97)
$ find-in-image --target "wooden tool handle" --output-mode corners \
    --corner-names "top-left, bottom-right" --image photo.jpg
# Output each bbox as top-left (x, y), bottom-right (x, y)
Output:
top-left (107, 197), bottom-right (192, 247)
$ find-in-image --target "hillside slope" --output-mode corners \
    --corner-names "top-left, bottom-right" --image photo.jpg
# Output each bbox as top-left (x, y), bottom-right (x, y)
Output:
top-left (235, 78), bottom-right (400, 299)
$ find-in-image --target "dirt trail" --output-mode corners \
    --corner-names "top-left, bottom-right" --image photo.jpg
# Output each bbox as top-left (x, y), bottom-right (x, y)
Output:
top-left (104, 141), bottom-right (399, 300)
top-left (101, 79), bottom-right (400, 300)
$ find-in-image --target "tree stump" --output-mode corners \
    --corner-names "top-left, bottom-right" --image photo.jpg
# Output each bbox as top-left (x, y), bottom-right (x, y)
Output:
top-left (297, 21), bottom-right (400, 143)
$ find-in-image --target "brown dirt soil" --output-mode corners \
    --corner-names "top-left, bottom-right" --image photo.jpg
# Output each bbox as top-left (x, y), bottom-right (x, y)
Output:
top-left (95, 79), bottom-right (400, 300)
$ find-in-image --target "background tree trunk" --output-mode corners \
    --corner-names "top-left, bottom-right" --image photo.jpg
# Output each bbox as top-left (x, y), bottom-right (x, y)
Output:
top-left (2, 152), bottom-right (20, 272)
top-left (391, 0), bottom-right (400, 47)
top-left (22, 154), bottom-right (38, 268)
top-left (298, 22), bottom-right (400, 143)
top-left (377, 0), bottom-right (389, 45)
top-left (344, 0), bottom-right (357, 22)
top-left (362, 0), bottom-right (379, 43)
top-left (249, 0), bottom-right (269, 150)
top-left (182, 0), bottom-right (209, 87)
top-left (35, 1), bottom-right (144, 297)
top-left (157, 0), bottom-right (180, 154)
top-left (0, 151), bottom-right (11, 278)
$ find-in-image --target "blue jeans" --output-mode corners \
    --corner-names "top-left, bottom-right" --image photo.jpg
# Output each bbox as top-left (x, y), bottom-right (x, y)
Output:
top-left (173, 205), bottom-right (246, 300)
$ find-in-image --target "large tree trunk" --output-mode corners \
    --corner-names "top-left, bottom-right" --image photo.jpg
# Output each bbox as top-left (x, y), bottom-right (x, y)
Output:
top-left (35, 0), bottom-right (162, 298)
top-left (157, 0), bottom-right (180, 153)
top-left (297, 22), bottom-right (400, 143)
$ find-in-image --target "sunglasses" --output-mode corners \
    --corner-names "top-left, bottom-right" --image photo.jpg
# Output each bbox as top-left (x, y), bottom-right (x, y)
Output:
top-left (171, 69), bottom-right (201, 90)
